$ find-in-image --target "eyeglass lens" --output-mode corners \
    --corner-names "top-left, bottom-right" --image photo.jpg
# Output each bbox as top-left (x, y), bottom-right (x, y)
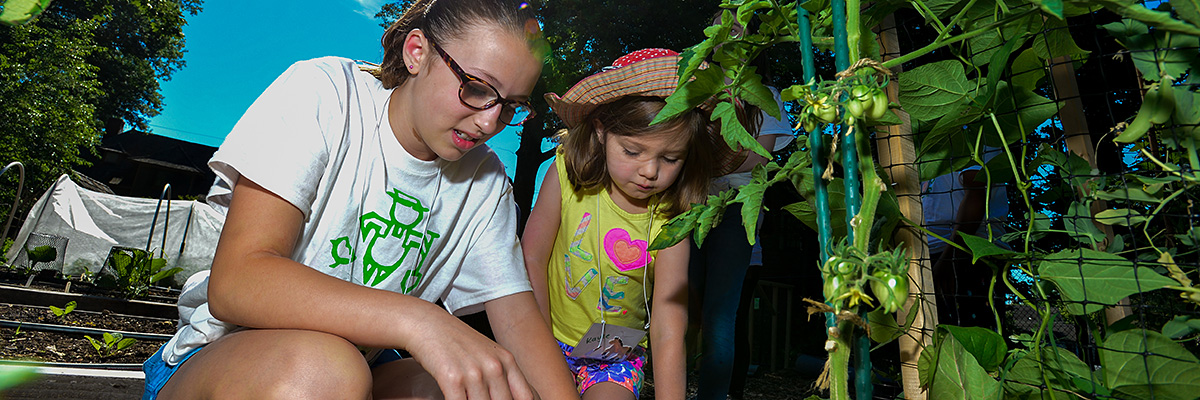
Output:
top-left (460, 81), bottom-right (532, 126)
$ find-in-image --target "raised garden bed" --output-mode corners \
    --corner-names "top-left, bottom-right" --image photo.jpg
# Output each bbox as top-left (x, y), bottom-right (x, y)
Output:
top-left (0, 303), bottom-right (173, 365)
top-left (0, 270), bottom-right (179, 367)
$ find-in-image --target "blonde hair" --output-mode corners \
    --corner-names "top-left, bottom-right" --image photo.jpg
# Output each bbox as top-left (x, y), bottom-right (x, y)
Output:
top-left (558, 96), bottom-right (716, 217)
top-left (373, 0), bottom-right (540, 89)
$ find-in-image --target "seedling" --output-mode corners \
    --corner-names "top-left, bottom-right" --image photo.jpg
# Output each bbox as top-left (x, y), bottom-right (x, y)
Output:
top-left (84, 332), bottom-right (136, 358)
top-left (97, 247), bottom-right (182, 298)
top-left (48, 301), bottom-right (76, 317)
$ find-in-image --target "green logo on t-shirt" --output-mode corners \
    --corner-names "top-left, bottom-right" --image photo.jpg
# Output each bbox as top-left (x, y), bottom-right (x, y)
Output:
top-left (328, 189), bottom-right (440, 292)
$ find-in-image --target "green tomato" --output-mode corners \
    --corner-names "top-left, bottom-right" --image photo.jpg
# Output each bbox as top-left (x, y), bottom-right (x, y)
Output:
top-left (851, 85), bottom-right (875, 112)
top-left (802, 116), bottom-right (817, 133)
top-left (814, 104), bottom-right (837, 124)
top-left (823, 273), bottom-right (848, 302)
top-left (851, 85), bottom-right (872, 101)
top-left (867, 90), bottom-right (890, 120)
top-left (845, 99), bottom-right (865, 119)
top-left (870, 271), bottom-right (910, 313)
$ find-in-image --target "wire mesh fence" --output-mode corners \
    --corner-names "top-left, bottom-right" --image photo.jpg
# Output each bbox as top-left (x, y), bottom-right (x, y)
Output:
top-left (858, 3), bottom-right (1200, 399)
top-left (10, 232), bottom-right (69, 273)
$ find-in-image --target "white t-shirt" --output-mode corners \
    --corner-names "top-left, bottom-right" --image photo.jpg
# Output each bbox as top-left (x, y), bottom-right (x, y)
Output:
top-left (922, 147), bottom-right (1009, 254)
top-left (161, 57), bottom-right (531, 365)
top-left (709, 86), bottom-right (795, 194)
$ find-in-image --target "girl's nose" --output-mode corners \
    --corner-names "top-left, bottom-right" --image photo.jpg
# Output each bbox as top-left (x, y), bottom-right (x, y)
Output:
top-left (639, 160), bottom-right (659, 180)
top-left (474, 106), bottom-right (504, 135)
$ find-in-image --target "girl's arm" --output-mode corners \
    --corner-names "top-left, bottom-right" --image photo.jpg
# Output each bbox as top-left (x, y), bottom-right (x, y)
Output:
top-left (521, 161), bottom-right (564, 325)
top-left (649, 237), bottom-right (691, 400)
top-left (209, 177), bottom-right (536, 399)
top-left (486, 291), bottom-right (581, 400)
top-left (731, 133), bottom-right (787, 173)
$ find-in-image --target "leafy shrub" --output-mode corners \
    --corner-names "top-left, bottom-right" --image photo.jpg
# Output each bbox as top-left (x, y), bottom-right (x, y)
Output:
top-left (97, 247), bottom-right (182, 299)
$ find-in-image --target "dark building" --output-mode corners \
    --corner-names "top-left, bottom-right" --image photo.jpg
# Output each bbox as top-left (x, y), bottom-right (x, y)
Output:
top-left (79, 130), bottom-right (217, 200)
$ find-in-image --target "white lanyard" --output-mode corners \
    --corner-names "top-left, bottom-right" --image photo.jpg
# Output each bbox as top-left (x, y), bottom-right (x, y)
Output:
top-left (592, 191), bottom-right (655, 339)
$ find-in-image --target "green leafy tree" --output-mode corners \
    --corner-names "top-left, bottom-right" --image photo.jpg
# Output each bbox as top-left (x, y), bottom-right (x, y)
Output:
top-left (0, 0), bottom-right (201, 229)
top-left (0, 18), bottom-right (103, 227)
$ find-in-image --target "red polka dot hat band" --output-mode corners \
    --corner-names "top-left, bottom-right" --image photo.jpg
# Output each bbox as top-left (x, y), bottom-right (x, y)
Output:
top-left (544, 48), bottom-right (716, 129)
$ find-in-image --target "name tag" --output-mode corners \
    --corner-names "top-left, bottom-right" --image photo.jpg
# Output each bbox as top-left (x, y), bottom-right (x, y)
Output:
top-left (569, 322), bottom-right (646, 362)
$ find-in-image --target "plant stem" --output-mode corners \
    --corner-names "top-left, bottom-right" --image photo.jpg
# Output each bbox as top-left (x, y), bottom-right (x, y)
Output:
top-left (880, 9), bottom-right (1039, 69)
top-left (828, 321), bottom-right (853, 400)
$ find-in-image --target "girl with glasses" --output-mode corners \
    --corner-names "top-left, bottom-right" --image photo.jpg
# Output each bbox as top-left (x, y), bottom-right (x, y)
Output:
top-left (142, 0), bottom-right (578, 399)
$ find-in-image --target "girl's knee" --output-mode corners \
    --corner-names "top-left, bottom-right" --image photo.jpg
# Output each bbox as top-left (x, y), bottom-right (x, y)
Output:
top-left (262, 331), bottom-right (373, 398)
top-left (174, 329), bottom-right (373, 399)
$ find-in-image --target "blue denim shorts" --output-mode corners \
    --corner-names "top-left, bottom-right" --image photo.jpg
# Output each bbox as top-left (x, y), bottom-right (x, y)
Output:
top-left (142, 344), bottom-right (203, 400)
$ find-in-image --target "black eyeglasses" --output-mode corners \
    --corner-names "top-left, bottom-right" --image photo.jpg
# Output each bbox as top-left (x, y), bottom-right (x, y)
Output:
top-left (431, 42), bottom-right (536, 126)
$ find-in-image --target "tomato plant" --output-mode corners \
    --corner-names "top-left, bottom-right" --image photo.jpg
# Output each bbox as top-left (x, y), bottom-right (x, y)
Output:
top-left (652, 0), bottom-right (1200, 399)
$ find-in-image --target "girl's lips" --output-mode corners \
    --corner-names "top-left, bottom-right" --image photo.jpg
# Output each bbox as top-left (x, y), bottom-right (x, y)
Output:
top-left (452, 129), bottom-right (478, 150)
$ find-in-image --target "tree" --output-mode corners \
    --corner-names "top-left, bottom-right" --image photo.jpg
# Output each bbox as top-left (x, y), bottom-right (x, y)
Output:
top-left (0, 0), bottom-right (201, 233)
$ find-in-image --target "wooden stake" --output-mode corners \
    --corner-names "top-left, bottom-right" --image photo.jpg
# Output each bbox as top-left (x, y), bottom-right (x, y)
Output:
top-left (874, 14), bottom-right (936, 400)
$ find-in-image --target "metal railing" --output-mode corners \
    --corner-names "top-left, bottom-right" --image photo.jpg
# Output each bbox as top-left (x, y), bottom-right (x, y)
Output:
top-left (1, 161), bottom-right (25, 242)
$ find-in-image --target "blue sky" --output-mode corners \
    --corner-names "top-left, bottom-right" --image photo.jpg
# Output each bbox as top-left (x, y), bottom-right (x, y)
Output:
top-left (148, 0), bottom-right (546, 182)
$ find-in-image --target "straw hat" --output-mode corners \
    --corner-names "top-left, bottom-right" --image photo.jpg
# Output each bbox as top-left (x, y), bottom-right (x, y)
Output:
top-left (545, 48), bottom-right (716, 129)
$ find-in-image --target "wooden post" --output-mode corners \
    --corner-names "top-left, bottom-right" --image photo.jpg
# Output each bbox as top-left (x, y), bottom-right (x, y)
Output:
top-left (1046, 55), bottom-right (1131, 323)
top-left (874, 15), bottom-right (936, 400)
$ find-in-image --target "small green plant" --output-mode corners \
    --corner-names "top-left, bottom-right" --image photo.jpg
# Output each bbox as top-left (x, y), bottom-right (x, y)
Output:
top-left (48, 301), bottom-right (76, 317)
top-left (0, 237), bottom-right (12, 264)
top-left (78, 269), bottom-right (95, 283)
top-left (84, 332), bottom-right (136, 358)
top-left (97, 247), bottom-right (182, 298)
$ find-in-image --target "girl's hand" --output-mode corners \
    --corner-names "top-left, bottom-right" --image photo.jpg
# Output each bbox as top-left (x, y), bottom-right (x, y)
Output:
top-left (405, 310), bottom-right (536, 400)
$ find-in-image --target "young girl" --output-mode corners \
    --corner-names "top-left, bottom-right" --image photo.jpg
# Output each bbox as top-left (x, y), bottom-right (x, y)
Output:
top-left (522, 49), bottom-right (719, 400)
top-left (142, 0), bottom-right (579, 399)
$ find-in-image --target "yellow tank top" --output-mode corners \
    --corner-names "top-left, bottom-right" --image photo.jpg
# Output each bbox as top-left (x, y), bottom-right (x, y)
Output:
top-left (546, 156), bottom-right (669, 347)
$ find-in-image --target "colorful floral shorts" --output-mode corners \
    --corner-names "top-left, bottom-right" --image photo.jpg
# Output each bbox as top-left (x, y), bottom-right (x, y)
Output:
top-left (557, 340), bottom-right (646, 397)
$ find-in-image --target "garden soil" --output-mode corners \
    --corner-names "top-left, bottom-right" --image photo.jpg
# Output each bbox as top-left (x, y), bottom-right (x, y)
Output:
top-left (0, 295), bottom-right (819, 399)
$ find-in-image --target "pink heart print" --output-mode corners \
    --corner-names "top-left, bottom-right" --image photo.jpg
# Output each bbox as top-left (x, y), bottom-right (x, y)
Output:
top-left (603, 228), bottom-right (651, 271)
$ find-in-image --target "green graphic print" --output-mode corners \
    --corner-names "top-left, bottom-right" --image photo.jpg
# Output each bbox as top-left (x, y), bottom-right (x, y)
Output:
top-left (328, 189), bottom-right (440, 292)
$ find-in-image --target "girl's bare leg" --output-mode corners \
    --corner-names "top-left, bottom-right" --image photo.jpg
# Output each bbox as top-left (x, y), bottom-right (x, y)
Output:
top-left (158, 329), bottom-right (372, 400)
top-left (582, 382), bottom-right (636, 400)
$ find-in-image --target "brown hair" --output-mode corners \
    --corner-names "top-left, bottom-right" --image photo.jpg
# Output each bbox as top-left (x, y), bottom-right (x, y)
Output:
top-left (374, 0), bottom-right (540, 89)
top-left (558, 96), bottom-right (716, 217)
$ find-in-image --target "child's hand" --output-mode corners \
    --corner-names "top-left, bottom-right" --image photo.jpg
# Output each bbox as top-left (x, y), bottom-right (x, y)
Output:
top-left (405, 311), bottom-right (536, 400)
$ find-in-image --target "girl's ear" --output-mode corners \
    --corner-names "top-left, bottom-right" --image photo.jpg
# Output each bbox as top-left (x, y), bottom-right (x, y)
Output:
top-left (594, 119), bottom-right (606, 144)
top-left (402, 29), bottom-right (429, 75)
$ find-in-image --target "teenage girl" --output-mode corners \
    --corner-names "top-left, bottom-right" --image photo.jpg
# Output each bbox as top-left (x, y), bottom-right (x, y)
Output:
top-left (522, 48), bottom-right (719, 400)
top-left (142, 0), bottom-right (578, 399)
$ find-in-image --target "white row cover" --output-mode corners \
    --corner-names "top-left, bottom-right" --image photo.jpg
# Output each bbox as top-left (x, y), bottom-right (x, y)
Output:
top-left (3, 175), bottom-right (224, 287)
